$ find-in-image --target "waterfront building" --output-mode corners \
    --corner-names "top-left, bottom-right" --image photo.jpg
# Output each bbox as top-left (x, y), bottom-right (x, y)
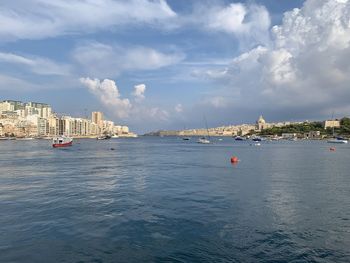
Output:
top-left (92, 111), bottom-right (103, 128)
top-left (121, 126), bottom-right (129, 134)
top-left (324, 120), bottom-right (340, 129)
top-left (0, 100), bottom-right (52, 119)
top-left (256, 115), bottom-right (267, 131)
top-left (103, 120), bottom-right (115, 134)
top-left (38, 117), bottom-right (49, 137)
top-left (305, 131), bottom-right (321, 139)
top-left (0, 111), bottom-right (19, 120)
top-left (282, 133), bottom-right (297, 139)
top-left (0, 100), bottom-right (25, 112)
top-left (48, 115), bottom-right (59, 136)
top-left (25, 102), bottom-right (52, 119)
top-left (0, 100), bottom-right (133, 138)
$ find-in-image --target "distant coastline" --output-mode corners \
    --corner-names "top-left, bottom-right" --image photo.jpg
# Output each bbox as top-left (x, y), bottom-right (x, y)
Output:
top-left (145, 115), bottom-right (350, 140)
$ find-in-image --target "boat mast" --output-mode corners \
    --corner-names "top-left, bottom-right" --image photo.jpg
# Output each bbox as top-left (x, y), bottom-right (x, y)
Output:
top-left (204, 115), bottom-right (210, 140)
top-left (331, 111), bottom-right (335, 137)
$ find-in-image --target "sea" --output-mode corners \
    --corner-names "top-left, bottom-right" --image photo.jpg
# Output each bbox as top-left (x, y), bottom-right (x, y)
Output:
top-left (0, 137), bottom-right (349, 262)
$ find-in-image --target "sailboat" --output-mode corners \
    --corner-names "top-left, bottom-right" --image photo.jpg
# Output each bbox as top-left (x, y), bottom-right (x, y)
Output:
top-left (327, 113), bottom-right (348, 144)
top-left (197, 117), bottom-right (211, 144)
top-left (327, 136), bottom-right (348, 144)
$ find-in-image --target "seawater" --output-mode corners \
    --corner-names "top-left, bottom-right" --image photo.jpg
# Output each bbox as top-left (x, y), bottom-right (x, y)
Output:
top-left (0, 137), bottom-right (350, 262)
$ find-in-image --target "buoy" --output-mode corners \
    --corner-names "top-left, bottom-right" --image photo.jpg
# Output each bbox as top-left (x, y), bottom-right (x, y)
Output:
top-left (110, 148), bottom-right (115, 151)
top-left (230, 156), bottom-right (239, 163)
top-left (330, 147), bottom-right (336, 151)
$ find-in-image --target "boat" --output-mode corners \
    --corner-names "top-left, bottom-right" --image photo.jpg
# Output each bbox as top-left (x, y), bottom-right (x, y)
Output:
top-left (326, 113), bottom-right (347, 144)
top-left (182, 137), bottom-right (191, 141)
top-left (252, 136), bottom-right (262, 142)
top-left (16, 137), bottom-right (34, 141)
top-left (271, 136), bottom-right (282, 141)
top-left (197, 137), bottom-right (210, 144)
top-left (111, 134), bottom-right (119, 139)
top-left (327, 137), bottom-right (348, 144)
top-left (197, 116), bottom-right (211, 144)
top-left (52, 136), bottom-right (73, 148)
top-left (97, 135), bottom-right (111, 140)
top-left (234, 136), bottom-right (245, 141)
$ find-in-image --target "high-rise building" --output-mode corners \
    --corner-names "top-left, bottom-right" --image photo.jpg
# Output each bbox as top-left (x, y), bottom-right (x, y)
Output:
top-left (91, 111), bottom-right (103, 129)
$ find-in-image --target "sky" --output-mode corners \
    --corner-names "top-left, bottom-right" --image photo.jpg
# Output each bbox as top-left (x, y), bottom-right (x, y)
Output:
top-left (1, 0), bottom-right (350, 133)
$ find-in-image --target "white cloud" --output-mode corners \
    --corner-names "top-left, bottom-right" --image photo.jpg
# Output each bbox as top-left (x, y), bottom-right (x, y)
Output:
top-left (192, 0), bottom-right (350, 119)
top-left (207, 3), bottom-right (270, 34)
top-left (149, 107), bottom-right (169, 121)
top-left (132, 84), bottom-right (146, 101)
top-left (187, 2), bottom-right (271, 48)
top-left (0, 52), bottom-right (70, 75)
top-left (175, 103), bottom-right (183, 113)
top-left (73, 42), bottom-right (185, 78)
top-left (80, 77), bottom-right (171, 124)
top-left (80, 77), bottom-right (132, 118)
top-left (0, 0), bottom-right (176, 41)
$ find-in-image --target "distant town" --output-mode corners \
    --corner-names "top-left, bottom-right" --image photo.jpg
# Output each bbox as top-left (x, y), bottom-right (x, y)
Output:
top-left (147, 115), bottom-right (350, 139)
top-left (0, 100), bottom-right (137, 138)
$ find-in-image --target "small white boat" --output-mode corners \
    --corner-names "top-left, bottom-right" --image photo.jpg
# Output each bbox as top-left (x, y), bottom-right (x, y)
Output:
top-left (198, 116), bottom-right (211, 144)
top-left (97, 135), bottom-right (111, 140)
top-left (111, 134), bottom-right (119, 139)
top-left (52, 136), bottom-right (73, 148)
top-left (197, 137), bottom-right (210, 144)
top-left (16, 137), bottom-right (34, 141)
top-left (327, 137), bottom-right (348, 144)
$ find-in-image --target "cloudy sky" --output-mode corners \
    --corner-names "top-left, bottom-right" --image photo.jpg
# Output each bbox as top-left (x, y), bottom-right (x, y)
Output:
top-left (1, 0), bottom-right (350, 133)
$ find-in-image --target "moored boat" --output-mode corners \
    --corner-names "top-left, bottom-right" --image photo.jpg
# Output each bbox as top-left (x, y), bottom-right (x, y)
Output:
top-left (197, 137), bottom-right (210, 144)
top-left (16, 137), bottom-right (34, 141)
top-left (97, 135), bottom-right (111, 140)
top-left (52, 136), bottom-right (73, 147)
top-left (327, 137), bottom-right (348, 144)
top-left (252, 136), bottom-right (262, 142)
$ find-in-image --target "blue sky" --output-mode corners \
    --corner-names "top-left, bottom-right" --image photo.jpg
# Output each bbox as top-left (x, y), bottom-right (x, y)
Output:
top-left (1, 0), bottom-right (350, 133)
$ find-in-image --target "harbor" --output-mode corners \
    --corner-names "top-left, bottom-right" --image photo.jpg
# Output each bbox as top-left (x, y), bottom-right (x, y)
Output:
top-left (1, 137), bottom-right (349, 262)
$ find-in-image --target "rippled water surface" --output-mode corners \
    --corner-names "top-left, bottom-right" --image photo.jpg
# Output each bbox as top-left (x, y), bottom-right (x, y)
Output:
top-left (1, 137), bottom-right (350, 262)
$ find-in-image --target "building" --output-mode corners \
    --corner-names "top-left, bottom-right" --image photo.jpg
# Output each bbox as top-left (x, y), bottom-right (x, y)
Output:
top-left (37, 117), bottom-right (49, 137)
top-left (305, 131), bottom-right (321, 139)
top-left (282, 133), bottom-right (297, 139)
top-left (91, 112), bottom-right (103, 127)
top-left (256, 115), bottom-right (267, 131)
top-left (0, 100), bottom-right (25, 112)
top-left (0, 100), bottom-right (134, 138)
top-left (323, 120), bottom-right (340, 129)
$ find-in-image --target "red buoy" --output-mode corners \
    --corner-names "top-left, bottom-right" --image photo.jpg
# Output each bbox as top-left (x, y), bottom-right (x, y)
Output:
top-left (230, 156), bottom-right (239, 163)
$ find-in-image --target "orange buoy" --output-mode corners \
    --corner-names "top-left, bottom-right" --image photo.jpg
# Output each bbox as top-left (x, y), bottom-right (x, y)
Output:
top-left (330, 147), bottom-right (336, 151)
top-left (230, 156), bottom-right (239, 163)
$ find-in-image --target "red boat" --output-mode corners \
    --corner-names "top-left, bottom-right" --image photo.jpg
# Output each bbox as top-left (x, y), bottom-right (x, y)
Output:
top-left (52, 136), bottom-right (73, 148)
